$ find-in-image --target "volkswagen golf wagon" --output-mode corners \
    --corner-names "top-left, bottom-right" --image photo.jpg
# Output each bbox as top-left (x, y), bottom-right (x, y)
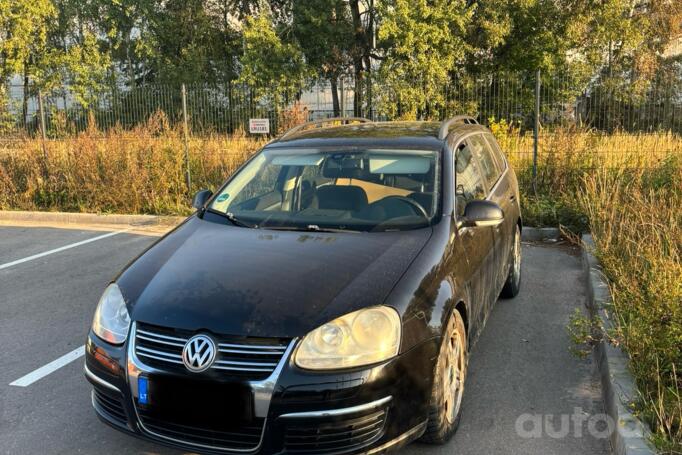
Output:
top-left (85, 116), bottom-right (522, 454)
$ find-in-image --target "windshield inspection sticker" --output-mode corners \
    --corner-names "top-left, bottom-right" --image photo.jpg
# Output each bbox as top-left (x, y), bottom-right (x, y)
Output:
top-left (216, 193), bottom-right (230, 202)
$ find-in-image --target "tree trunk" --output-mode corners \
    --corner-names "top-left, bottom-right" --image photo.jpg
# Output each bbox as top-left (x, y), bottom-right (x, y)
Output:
top-left (350, 0), bottom-right (365, 117)
top-left (364, 56), bottom-right (372, 119)
top-left (353, 65), bottom-right (363, 117)
top-left (365, 0), bottom-right (374, 119)
top-left (330, 76), bottom-right (340, 117)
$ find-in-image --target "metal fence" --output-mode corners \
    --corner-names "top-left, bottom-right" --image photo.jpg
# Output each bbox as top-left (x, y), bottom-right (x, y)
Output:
top-left (2, 71), bottom-right (682, 193)
top-left (3, 72), bottom-right (682, 138)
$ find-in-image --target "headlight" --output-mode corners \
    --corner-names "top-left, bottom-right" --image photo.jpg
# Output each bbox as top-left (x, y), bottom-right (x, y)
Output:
top-left (92, 283), bottom-right (130, 345)
top-left (294, 306), bottom-right (401, 370)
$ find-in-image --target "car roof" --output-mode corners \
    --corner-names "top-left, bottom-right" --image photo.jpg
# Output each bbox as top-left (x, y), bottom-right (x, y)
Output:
top-left (266, 121), bottom-right (489, 151)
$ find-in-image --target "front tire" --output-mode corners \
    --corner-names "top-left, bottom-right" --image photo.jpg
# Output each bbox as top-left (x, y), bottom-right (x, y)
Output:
top-left (420, 310), bottom-right (467, 444)
top-left (501, 223), bottom-right (522, 298)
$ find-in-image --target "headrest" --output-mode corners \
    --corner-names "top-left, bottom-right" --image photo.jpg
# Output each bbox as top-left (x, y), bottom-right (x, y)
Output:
top-left (316, 185), bottom-right (368, 211)
top-left (322, 156), bottom-right (366, 179)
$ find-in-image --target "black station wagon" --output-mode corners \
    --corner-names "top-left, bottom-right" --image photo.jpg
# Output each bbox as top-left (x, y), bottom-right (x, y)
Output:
top-left (85, 116), bottom-right (522, 454)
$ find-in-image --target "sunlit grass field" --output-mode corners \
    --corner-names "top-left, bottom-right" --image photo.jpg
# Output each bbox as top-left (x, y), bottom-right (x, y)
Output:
top-left (579, 162), bottom-right (681, 453)
top-left (0, 117), bottom-right (267, 215)
top-left (0, 120), bottom-right (680, 451)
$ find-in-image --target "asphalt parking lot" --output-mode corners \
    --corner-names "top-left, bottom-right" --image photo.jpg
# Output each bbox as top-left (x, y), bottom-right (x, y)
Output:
top-left (0, 224), bottom-right (609, 455)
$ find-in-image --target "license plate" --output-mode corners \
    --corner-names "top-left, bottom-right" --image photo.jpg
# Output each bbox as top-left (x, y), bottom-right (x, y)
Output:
top-left (139, 375), bottom-right (253, 425)
top-left (138, 377), bottom-right (149, 405)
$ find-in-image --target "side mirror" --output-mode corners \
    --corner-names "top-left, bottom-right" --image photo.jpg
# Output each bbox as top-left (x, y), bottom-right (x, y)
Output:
top-left (192, 189), bottom-right (213, 209)
top-left (461, 200), bottom-right (504, 227)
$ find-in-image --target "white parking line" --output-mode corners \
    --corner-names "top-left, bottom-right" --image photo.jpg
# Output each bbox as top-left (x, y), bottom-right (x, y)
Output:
top-left (0, 229), bottom-right (129, 270)
top-left (10, 345), bottom-right (85, 387)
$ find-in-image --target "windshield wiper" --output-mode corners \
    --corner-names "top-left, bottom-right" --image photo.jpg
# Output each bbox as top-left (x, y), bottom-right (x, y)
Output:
top-left (263, 224), bottom-right (361, 234)
top-left (225, 212), bottom-right (259, 229)
top-left (207, 209), bottom-right (259, 229)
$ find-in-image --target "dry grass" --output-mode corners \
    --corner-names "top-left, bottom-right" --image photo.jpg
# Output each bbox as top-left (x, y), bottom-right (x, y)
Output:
top-left (0, 115), bottom-right (266, 215)
top-left (489, 121), bottom-right (682, 230)
top-left (494, 121), bottom-right (682, 185)
top-left (2, 118), bottom-right (680, 217)
top-left (578, 161), bottom-right (682, 453)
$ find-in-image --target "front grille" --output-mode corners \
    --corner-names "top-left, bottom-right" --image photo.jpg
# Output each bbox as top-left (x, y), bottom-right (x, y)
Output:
top-left (92, 389), bottom-right (127, 425)
top-left (134, 322), bottom-right (289, 379)
top-left (284, 409), bottom-right (387, 453)
top-left (137, 408), bottom-right (265, 451)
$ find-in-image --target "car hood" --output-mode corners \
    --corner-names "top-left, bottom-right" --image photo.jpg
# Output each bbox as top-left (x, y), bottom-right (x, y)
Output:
top-left (118, 216), bottom-right (432, 338)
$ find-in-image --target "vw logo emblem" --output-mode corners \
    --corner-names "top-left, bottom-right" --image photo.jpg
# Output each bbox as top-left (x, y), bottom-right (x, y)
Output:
top-left (182, 335), bottom-right (217, 372)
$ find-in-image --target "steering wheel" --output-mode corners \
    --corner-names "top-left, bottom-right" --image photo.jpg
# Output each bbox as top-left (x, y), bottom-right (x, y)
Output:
top-left (380, 196), bottom-right (430, 220)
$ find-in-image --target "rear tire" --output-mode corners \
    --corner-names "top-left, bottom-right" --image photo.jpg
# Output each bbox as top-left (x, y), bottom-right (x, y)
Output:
top-left (420, 310), bottom-right (467, 444)
top-left (501, 223), bottom-right (522, 298)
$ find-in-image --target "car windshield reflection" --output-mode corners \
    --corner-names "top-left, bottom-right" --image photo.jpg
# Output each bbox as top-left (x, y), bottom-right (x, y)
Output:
top-left (209, 148), bottom-right (441, 232)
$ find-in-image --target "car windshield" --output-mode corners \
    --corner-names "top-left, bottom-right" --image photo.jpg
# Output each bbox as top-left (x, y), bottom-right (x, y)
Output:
top-left (208, 147), bottom-right (440, 232)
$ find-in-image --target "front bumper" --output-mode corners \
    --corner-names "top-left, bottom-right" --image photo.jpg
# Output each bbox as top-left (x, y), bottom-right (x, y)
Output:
top-left (85, 323), bottom-right (438, 454)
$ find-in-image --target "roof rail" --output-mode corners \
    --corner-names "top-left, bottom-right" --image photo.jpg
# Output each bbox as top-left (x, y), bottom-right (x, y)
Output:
top-left (438, 115), bottom-right (479, 140)
top-left (278, 117), bottom-right (372, 140)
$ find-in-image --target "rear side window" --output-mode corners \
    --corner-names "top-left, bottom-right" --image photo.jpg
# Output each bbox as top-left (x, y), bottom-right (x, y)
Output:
top-left (469, 134), bottom-right (501, 190)
top-left (484, 133), bottom-right (507, 172)
top-left (455, 141), bottom-right (486, 217)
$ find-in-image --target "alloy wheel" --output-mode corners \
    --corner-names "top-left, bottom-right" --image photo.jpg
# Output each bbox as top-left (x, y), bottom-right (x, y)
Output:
top-left (512, 226), bottom-right (521, 285)
top-left (442, 315), bottom-right (467, 424)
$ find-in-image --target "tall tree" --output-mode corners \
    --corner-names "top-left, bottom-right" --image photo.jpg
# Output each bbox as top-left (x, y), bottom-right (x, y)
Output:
top-left (377, 0), bottom-right (474, 119)
top-left (89, 0), bottom-right (156, 86)
top-left (0, 0), bottom-right (56, 124)
top-left (238, 14), bottom-right (310, 103)
top-left (44, 0), bottom-right (112, 106)
top-left (292, 0), bottom-right (353, 116)
top-left (144, 0), bottom-right (237, 85)
top-left (348, 0), bottom-right (372, 117)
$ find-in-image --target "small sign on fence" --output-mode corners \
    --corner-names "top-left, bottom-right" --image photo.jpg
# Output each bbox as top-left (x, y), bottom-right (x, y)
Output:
top-left (249, 118), bottom-right (270, 134)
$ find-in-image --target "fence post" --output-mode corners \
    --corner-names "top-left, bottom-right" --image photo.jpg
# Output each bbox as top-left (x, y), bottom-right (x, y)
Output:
top-left (38, 90), bottom-right (47, 141)
top-left (339, 78), bottom-right (345, 117)
top-left (367, 74), bottom-right (373, 120)
top-left (181, 83), bottom-right (192, 194)
top-left (533, 69), bottom-right (541, 195)
top-left (37, 89), bottom-right (48, 160)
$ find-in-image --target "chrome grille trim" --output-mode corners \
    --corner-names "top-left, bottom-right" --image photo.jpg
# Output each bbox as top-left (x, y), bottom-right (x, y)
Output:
top-left (136, 352), bottom-right (184, 365)
top-left (215, 360), bottom-right (278, 367)
top-left (136, 333), bottom-right (185, 347)
top-left (136, 345), bottom-right (182, 358)
top-left (279, 396), bottom-right (393, 419)
top-left (133, 323), bottom-right (290, 374)
top-left (84, 364), bottom-right (121, 393)
top-left (127, 322), bottom-right (299, 452)
top-left (212, 365), bottom-right (274, 372)
top-left (136, 328), bottom-right (187, 343)
top-left (218, 342), bottom-right (287, 351)
top-left (135, 346), bottom-right (184, 364)
top-left (218, 348), bottom-right (285, 355)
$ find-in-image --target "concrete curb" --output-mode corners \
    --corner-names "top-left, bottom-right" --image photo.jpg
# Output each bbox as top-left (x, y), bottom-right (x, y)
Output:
top-left (0, 210), bottom-right (186, 227)
top-left (581, 235), bottom-right (657, 455)
top-left (521, 226), bottom-right (561, 242)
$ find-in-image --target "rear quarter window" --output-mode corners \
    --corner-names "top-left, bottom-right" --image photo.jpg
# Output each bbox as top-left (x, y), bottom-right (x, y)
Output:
top-left (484, 133), bottom-right (507, 172)
top-left (469, 134), bottom-right (501, 190)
